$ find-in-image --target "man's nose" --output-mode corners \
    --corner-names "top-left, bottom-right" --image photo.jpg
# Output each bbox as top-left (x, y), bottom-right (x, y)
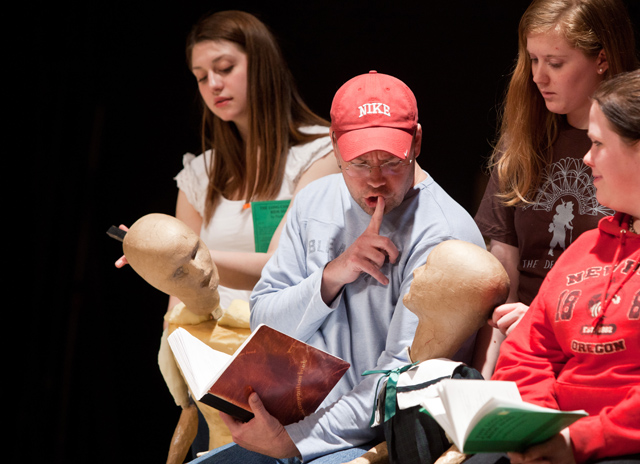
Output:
top-left (366, 167), bottom-right (387, 187)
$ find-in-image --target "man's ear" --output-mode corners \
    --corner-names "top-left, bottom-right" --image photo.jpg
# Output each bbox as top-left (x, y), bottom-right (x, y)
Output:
top-left (596, 49), bottom-right (609, 74)
top-left (413, 124), bottom-right (423, 158)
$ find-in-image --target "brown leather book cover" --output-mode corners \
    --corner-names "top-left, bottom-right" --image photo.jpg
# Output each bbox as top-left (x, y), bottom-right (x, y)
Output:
top-left (174, 324), bottom-right (350, 425)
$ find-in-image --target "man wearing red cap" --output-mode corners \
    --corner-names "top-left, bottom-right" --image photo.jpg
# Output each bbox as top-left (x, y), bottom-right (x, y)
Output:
top-left (189, 71), bottom-right (485, 463)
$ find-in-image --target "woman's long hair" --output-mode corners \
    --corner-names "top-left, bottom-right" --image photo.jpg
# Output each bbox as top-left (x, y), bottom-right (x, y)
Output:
top-left (186, 10), bottom-right (329, 224)
top-left (491, 0), bottom-right (637, 206)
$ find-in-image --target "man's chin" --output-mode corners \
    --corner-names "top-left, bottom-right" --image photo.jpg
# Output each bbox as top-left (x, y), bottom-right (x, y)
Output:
top-left (357, 202), bottom-right (377, 216)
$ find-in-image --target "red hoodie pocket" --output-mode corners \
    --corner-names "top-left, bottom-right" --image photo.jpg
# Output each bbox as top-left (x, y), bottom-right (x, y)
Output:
top-left (555, 381), bottom-right (630, 415)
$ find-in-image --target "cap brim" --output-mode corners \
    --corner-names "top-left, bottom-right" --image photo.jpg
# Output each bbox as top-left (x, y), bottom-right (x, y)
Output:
top-left (335, 127), bottom-right (413, 162)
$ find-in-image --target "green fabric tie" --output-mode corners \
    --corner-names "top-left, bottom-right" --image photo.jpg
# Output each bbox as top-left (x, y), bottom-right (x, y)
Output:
top-left (362, 361), bottom-right (418, 425)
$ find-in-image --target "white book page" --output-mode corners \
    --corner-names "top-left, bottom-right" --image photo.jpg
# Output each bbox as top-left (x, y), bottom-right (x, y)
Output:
top-left (437, 379), bottom-right (521, 448)
top-left (168, 328), bottom-right (231, 398)
top-left (420, 396), bottom-right (459, 448)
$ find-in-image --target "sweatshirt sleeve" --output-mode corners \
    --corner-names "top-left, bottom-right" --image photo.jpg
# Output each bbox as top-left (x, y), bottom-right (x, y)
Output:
top-left (569, 386), bottom-right (640, 463)
top-left (491, 284), bottom-right (566, 410)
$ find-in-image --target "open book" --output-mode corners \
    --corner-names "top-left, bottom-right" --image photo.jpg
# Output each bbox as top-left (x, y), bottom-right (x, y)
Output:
top-left (168, 324), bottom-right (350, 425)
top-left (419, 379), bottom-right (587, 453)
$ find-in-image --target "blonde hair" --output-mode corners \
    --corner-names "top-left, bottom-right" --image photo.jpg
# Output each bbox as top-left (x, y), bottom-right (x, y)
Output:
top-left (491, 0), bottom-right (637, 205)
top-left (186, 11), bottom-right (329, 224)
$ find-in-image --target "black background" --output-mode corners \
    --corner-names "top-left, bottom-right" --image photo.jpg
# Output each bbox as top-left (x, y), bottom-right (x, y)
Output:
top-left (23, 1), bottom-right (639, 463)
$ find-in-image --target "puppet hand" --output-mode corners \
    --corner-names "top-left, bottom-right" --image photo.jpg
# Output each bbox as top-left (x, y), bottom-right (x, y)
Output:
top-left (219, 392), bottom-right (300, 459)
top-left (508, 429), bottom-right (575, 464)
top-left (489, 302), bottom-right (529, 336)
top-left (321, 197), bottom-right (398, 303)
top-left (114, 225), bottom-right (130, 268)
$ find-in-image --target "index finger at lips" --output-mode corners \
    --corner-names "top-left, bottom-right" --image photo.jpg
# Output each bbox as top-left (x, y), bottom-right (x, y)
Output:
top-left (367, 196), bottom-right (385, 234)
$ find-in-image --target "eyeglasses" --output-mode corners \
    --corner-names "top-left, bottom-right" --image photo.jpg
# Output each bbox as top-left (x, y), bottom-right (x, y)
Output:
top-left (342, 158), bottom-right (413, 178)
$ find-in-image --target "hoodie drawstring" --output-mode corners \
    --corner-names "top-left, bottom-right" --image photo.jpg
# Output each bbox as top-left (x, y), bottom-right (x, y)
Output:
top-left (592, 222), bottom-right (640, 328)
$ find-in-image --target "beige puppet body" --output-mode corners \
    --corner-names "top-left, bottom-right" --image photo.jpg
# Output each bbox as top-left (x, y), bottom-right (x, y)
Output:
top-left (124, 213), bottom-right (251, 461)
top-left (403, 240), bottom-right (510, 363)
top-left (160, 300), bottom-right (251, 452)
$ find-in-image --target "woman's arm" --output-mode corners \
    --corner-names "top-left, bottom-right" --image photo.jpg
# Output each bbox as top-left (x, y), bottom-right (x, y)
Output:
top-left (207, 151), bottom-right (339, 291)
top-left (472, 239), bottom-right (521, 378)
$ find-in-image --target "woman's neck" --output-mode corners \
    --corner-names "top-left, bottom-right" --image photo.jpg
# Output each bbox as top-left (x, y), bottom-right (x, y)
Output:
top-left (566, 108), bottom-right (590, 130)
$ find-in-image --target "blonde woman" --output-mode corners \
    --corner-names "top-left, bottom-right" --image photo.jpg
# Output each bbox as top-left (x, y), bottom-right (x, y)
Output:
top-left (467, 68), bottom-right (640, 464)
top-left (474, 0), bottom-right (638, 376)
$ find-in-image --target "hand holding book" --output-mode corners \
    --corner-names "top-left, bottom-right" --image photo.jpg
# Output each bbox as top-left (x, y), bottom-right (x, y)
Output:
top-left (218, 391), bottom-right (302, 459)
top-left (419, 379), bottom-right (587, 453)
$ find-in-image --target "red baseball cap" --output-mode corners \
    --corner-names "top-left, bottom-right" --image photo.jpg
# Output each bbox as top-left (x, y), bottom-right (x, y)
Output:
top-left (330, 71), bottom-right (418, 162)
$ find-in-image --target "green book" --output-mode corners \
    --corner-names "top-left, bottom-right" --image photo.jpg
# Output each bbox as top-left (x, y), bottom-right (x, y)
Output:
top-left (419, 379), bottom-right (587, 454)
top-left (251, 200), bottom-right (291, 253)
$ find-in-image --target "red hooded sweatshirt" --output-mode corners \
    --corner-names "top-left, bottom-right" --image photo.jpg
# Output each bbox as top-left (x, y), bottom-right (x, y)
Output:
top-left (493, 213), bottom-right (640, 463)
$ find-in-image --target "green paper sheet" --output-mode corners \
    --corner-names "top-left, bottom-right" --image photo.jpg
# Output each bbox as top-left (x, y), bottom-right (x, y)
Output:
top-left (251, 200), bottom-right (291, 253)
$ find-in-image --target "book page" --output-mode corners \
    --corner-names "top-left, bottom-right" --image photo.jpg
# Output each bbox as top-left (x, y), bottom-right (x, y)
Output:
top-left (420, 396), bottom-right (457, 447)
top-left (437, 379), bottom-right (521, 451)
top-left (168, 328), bottom-right (231, 398)
top-left (463, 398), bottom-right (587, 453)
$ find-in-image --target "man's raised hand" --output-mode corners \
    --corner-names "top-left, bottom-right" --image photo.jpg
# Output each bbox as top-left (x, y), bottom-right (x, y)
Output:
top-left (320, 197), bottom-right (399, 304)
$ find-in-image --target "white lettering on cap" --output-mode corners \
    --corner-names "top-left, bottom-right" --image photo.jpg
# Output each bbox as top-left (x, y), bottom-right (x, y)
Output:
top-left (358, 102), bottom-right (391, 118)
